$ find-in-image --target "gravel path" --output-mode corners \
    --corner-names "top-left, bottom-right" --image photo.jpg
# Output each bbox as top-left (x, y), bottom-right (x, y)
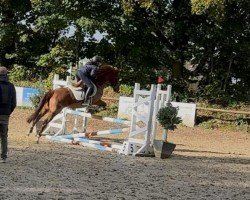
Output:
top-left (0, 109), bottom-right (249, 200)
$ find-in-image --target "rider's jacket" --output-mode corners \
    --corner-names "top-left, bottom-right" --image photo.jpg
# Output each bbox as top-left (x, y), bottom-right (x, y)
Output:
top-left (78, 63), bottom-right (98, 80)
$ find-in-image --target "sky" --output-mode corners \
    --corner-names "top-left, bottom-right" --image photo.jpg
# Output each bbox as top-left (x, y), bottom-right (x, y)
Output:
top-left (67, 26), bottom-right (106, 41)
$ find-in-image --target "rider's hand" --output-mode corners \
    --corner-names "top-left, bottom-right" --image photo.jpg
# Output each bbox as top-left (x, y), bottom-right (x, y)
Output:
top-left (72, 80), bottom-right (83, 87)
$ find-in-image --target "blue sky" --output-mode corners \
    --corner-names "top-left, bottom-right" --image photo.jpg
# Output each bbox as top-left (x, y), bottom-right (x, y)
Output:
top-left (67, 26), bottom-right (106, 41)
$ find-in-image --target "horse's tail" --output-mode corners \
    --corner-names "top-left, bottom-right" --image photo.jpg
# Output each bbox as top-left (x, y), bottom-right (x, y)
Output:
top-left (26, 90), bottom-right (54, 123)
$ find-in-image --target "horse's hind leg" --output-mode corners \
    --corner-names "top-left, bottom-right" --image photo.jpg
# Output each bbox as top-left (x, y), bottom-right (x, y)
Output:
top-left (28, 107), bottom-right (48, 135)
top-left (36, 111), bottom-right (59, 144)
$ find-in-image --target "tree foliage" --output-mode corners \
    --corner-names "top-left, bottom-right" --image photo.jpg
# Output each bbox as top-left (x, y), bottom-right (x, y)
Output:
top-left (157, 103), bottom-right (182, 131)
top-left (0, 0), bottom-right (249, 104)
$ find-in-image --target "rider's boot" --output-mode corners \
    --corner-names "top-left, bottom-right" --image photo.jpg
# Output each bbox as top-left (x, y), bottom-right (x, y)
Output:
top-left (82, 87), bottom-right (93, 106)
top-left (82, 96), bottom-right (92, 107)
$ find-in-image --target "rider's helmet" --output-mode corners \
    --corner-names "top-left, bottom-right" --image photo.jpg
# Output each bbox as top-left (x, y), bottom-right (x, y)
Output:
top-left (0, 66), bottom-right (8, 75)
top-left (91, 55), bottom-right (103, 66)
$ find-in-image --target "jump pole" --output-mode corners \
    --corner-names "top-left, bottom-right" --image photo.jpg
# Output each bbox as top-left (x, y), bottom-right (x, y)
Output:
top-left (75, 137), bottom-right (122, 152)
top-left (50, 128), bottom-right (129, 139)
top-left (65, 109), bottom-right (131, 125)
top-left (46, 135), bottom-right (122, 152)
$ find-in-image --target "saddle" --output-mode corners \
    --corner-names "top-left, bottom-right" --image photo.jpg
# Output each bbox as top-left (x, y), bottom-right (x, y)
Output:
top-left (67, 84), bottom-right (97, 101)
top-left (67, 85), bottom-right (85, 101)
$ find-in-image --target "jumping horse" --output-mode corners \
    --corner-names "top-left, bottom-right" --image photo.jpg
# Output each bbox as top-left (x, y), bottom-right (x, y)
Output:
top-left (27, 65), bottom-right (119, 142)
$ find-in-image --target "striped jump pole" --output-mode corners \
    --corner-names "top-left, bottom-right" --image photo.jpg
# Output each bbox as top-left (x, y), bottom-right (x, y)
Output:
top-left (75, 138), bottom-right (122, 152)
top-left (55, 128), bottom-right (129, 139)
top-left (78, 142), bottom-right (114, 152)
top-left (45, 135), bottom-right (73, 144)
top-left (74, 137), bottom-right (122, 148)
top-left (66, 109), bottom-right (131, 125)
top-left (46, 135), bottom-right (122, 152)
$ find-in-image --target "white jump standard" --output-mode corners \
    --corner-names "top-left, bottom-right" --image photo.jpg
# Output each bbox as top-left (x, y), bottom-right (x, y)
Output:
top-left (43, 76), bottom-right (172, 157)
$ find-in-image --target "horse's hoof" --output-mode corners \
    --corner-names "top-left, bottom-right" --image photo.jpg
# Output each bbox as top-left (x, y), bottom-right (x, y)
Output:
top-left (36, 135), bottom-right (40, 144)
top-left (97, 106), bottom-right (105, 112)
top-left (27, 129), bottom-right (33, 135)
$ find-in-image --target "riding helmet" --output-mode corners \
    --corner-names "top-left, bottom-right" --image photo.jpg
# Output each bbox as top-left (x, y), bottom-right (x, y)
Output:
top-left (91, 56), bottom-right (103, 64)
top-left (0, 66), bottom-right (8, 75)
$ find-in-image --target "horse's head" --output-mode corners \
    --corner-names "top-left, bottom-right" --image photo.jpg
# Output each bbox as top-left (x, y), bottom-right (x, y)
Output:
top-left (95, 65), bottom-right (120, 93)
top-left (109, 67), bottom-right (119, 92)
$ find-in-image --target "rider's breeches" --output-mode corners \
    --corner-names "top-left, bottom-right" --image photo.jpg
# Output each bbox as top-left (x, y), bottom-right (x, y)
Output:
top-left (76, 71), bottom-right (95, 100)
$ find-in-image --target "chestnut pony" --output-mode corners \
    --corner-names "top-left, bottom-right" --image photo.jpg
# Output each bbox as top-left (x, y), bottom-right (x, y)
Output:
top-left (27, 65), bottom-right (119, 140)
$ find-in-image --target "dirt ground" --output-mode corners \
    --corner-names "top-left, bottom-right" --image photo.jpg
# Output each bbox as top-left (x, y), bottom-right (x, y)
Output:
top-left (0, 109), bottom-right (249, 200)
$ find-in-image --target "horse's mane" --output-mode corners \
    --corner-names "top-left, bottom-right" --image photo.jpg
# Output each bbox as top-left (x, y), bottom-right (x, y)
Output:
top-left (95, 65), bottom-right (118, 86)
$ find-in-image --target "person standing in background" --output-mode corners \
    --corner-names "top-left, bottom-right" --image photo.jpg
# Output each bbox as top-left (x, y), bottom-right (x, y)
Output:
top-left (0, 66), bottom-right (16, 163)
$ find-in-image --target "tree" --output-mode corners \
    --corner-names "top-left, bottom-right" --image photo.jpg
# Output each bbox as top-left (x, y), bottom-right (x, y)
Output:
top-left (0, 0), bottom-right (32, 67)
top-left (119, 0), bottom-right (250, 102)
top-left (1, 0), bottom-right (249, 103)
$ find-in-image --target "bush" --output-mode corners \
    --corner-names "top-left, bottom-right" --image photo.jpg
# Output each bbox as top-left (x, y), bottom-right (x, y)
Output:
top-left (97, 103), bottom-right (119, 117)
top-left (29, 91), bottom-right (44, 108)
top-left (8, 65), bottom-right (33, 82)
top-left (157, 103), bottom-right (182, 131)
top-left (9, 69), bottom-right (54, 108)
top-left (10, 71), bottom-right (54, 91)
top-left (119, 84), bottom-right (133, 96)
top-left (102, 84), bottom-right (133, 99)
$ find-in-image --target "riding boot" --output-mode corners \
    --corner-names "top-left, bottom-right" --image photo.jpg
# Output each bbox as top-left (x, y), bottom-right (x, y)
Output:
top-left (85, 97), bottom-right (92, 105)
top-left (82, 98), bottom-right (92, 107)
top-left (82, 87), bottom-right (93, 106)
top-left (82, 97), bottom-right (88, 106)
top-left (82, 95), bottom-right (92, 106)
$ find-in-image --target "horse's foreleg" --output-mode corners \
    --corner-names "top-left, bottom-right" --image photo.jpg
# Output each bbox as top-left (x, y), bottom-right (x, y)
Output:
top-left (94, 99), bottom-right (107, 108)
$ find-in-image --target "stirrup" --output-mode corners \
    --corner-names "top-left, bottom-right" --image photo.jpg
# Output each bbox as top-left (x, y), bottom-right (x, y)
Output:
top-left (82, 97), bottom-right (92, 106)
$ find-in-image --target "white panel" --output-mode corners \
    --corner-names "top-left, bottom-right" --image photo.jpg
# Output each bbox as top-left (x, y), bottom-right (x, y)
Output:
top-left (118, 97), bottom-right (197, 127)
top-left (170, 102), bottom-right (196, 127)
top-left (15, 87), bottom-right (23, 106)
top-left (117, 96), bottom-right (134, 119)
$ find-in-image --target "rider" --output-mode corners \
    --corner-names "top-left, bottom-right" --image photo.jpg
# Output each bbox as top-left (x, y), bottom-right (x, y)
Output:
top-left (76, 55), bottom-right (103, 105)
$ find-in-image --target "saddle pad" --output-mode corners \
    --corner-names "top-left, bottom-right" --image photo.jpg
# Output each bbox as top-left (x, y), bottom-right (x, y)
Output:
top-left (67, 85), bottom-right (85, 101)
